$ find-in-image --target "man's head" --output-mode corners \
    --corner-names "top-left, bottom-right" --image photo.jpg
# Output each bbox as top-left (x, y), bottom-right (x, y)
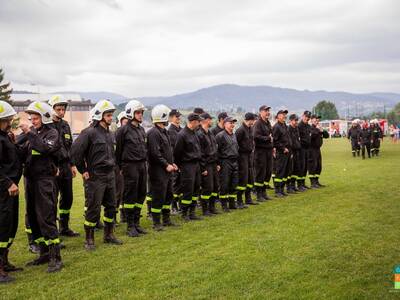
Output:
top-left (302, 110), bottom-right (311, 123)
top-left (244, 112), bottom-right (257, 127)
top-left (25, 101), bottom-right (53, 129)
top-left (223, 116), bottom-right (237, 133)
top-left (200, 113), bottom-right (213, 129)
top-left (259, 105), bottom-right (271, 120)
top-left (310, 115), bottom-right (320, 126)
top-left (193, 107), bottom-right (205, 115)
top-left (0, 101), bottom-right (16, 132)
top-left (125, 99), bottom-right (146, 123)
top-left (217, 112), bottom-right (228, 126)
top-left (276, 110), bottom-right (288, 123)
top-left (48, 95), bottom-right (68, 119)
top-left (289, 114), bottom-right (298, 127)
top-left (169, 109), bottom-right (182, 126)
top-left (92, 100), bottom-right (116, 127)
top-left (187, 113), bottom-right (201, 130)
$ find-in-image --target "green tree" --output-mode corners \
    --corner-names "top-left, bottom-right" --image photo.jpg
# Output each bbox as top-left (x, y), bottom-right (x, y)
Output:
top-left (387, 102), bottom-right (400, 125)
top-left (313, 100), bottom-right (339, 120)
top-left (0, 68), bottom-right (12, 103)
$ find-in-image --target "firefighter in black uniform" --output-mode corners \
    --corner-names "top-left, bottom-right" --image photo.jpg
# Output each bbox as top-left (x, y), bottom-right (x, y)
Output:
top-left (297, 111), bottom-right (312, 189)
top-left (253, 105), bottom-right (273, 202)
top-left (20, 101), bottom-right (63, 273)
top-left (216, 117), bottom-right (239, 211)
top-left (235, 112), bottom-right (258, 206)
top-left (347, 120), bottom-right (361, 157)
top-left (287, 114), bottom-right (302, 192)
top-left (174, 113), bottom-right (202, 221)
top-left (115, 111), bottom-right (129, 223)
top-left (71, 100), bottom-right (122, 250)
top-left (272, 110), bottom-right (290, 198)
top-left (197, 112), bottom-right (220, 216)
top-left (308, 115), bottom-right (329, 188)
top-left (115, 100), bottom-right (148, 237)
top-left (0, 101), bottom-right (23, 282)
top-left (147, 105), bottom-right (178, 230)
top-left (359, 121), bottom-right (372, 159)
top-left (168, 109), bottom-right (182, 214)
top-left (371, 120), bottom-right (383, 156)
top-left (48, 95), bottom-right (80, 237)
top-left (211, 112), bottom-right (228, 136)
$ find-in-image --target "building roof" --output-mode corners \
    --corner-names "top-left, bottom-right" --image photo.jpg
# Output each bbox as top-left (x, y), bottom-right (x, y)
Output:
top-left (11, 93), bottom-right (82, 102)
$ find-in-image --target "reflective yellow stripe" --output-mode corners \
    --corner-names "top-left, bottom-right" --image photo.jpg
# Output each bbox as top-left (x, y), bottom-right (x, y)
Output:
top-left (247, 184), bottom-right (253, 188)
top-left (274, 178), bottom-right (283, 182)
top-left (64, 133), bottom-right (71, 140)
top-left (0, 242), bottom-right (8, 248)
top-left (315, 174), bottom-right (320, 178)
top-left (45, 238), bottom-right (60, 246)
top-left (59, 209), bottom-right (70, 214)
top-left (8, 238), bottom-right (13, 244)
top-left (263, 181), bottom-right (270, 185)
top-left (162, 205), bottom-right (170, 210)
top-left (151, 208), bottom-right (162, 213)
top-left (34, 237), bottom-right (45, 244)
top-left (25, 228), bottom-right (32, 234)
top-left (236, 186), bottom-right (246, 191)
top-left (254, 182), bottom-right (264, 187)
top-left (123, 203), bottom-right (135, 209)
top-left (135, 203), bottom-right (143, 209)
top-left (84, 220), bottom-right (96, 227)
top-left (146, 196), bottom-right (152, 201)
top-left (282, 178), bottom-right (287, 182)
top-left (219, 195), bottom-right (229, 199)
top-left (211, 192), bottom-right (218, 197)
top-left (201, 195), bottom-right (211, 200)
top-left (103, 216), bottom-right (114, 223)
top-left (181, 199), bottom-right (192, 205)
top-left (32, 149), bottom-right (41, 155)
top-left (229, 194), bottom-right (237, 199)
top-left (191, 196), bottom-right (198, 201)
top-left (119, 205), bottom-right (123, 209)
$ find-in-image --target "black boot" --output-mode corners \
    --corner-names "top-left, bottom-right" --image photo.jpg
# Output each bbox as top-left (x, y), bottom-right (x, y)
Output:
top-left (0, 251), bottom-right (14, 283)
top-left (228, 196), bottom-right (237, 209)
top-left (209, 197), bottom-right (220, 214)
top-left (181, 205), bottom-right (191, 221)
top-left (189, 203), bottom-right (203, 220)
top-left (152, 213), bottom-right (164, 231)
top-left (275, 182), bottom-right (284, 198)
top-left (47, 244), bottom-right (63, 273)
top-left (256, 187), bottom-right (266, 202)
top-left (27, 232), bottom-right (40, 254)
top-left (26, 244), bottom-right (49, 266)
top-left (286, 180), bottom-right (295, 194)
top-left (3, 248), bottom-right (23, 272)
top-left (352, 151), bottom-right (356, 157)
top-left (95, 220), bottom-right (104, 230)
top-left (103, 222), bottom-right (123, 245)
top-left (310, 178), bottom-right (319, 189)
top-left (126, 211), bottom-right (140, 237)
top-left (297, 180), bottom-right (306, 192)
top-left (236, 192), bottom-right (248, 209)
top-left (220, 198), bottom-right (230, 213)
top-left (133, 208), bottom-right (147, 234)
top-left (162, 210), bottom-right (178, 226)
top-left (84, 225), bottom-right (95, 251)
top-left (201, 199), bottom-right (212, 216)
top-left (59, 214), bottom-right (80, 237)
top-left (245, 189), bottom-right (259, 205)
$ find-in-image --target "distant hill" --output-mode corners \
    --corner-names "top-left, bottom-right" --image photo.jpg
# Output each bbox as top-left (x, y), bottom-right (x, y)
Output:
top-left (57, 91), bottom-right (128, 104)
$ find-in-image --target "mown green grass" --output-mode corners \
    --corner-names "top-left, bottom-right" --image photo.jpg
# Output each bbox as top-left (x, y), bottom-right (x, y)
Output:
top-left (1, 138), bottom-right (400, 299)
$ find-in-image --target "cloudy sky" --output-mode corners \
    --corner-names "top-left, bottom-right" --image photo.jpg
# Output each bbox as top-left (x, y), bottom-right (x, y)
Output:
top-left (1, 0), bottom-right (399, 97)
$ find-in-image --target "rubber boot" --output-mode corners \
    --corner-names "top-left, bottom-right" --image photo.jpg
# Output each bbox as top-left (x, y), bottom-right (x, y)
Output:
top-left (181, 205), bottom-right (191, 221)
top-left (256, 187), bottom-right (266, 202)
top-left (201, 199), bottom-right (212, 216)
top-left (26, 244), bottom-right (49, 266)
top-left (103, 222), bottom-right (123, 245)
top-left (133, 208), bottom-right (147, 234)
top-left (228, 196), bottom-right (237, 210)
top-left (84, 225), bottom-right (95, 251)
top-left (220, 198), bottom-right (230, 213)
top-left (3, 249), bottom-right (23, 272)
top-left (162, 210), bottom-right (178, 227)
top-left (297, 180), bottom-right (306, 192)
top-left (286, 180), bottom-right (295, 194)
top-left (209, 197), bottom-right (220, 214)
top-left (59, 214), bottom-right (80, 237)
top-left (189, 203), bottom-right (203, 220)
top-left (245, 189), bottom-right (259, 205)
top-left (47, 244), bottom-right (63, 273)
top-left (310, 178), bottom-right (319, 189)
top-left (126, 211), bottom-right (140, 237)
top-left (152, 212), bottom-right (164, 231)
top-left (236, 192), bottom-right (248, 209)
top-left (27, 232), bottom-right (40, 254)
top-left (0, 251), bottom-right (14, 283)
top-left (275, 182), bottom-right (284, 198)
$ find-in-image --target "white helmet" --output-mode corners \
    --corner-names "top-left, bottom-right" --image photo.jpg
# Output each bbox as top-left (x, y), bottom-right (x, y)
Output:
top-left (48, 94), bottom-right (68, 108)
top-left (0, 101), bottom-right (17, 119)
top-left (151, 104), bottom-right (171, 123)
top-left (91, 99), bottom-right (116, 121)
top-left (25, 101), bottom-right (54, 124)
top-left (125, 99), bottom-right (146, 120)
top-left (116, 111), bottom-right (128, 128)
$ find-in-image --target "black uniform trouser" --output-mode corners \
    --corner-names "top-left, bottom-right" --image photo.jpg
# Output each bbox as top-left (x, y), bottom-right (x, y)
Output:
top-left (115, 166), bottom-right (124, 211)
top-left (219, 158), bottom-right (239, 199)
top-left (372, 139), bottom-right (380, 152)
top-left (350, 139), bottom-right (360, 154)
top-left (289, 150), bottom-right (301, 180)
top-left (237, 152), bottom-right (254, 192)
top-left (149, 165), bottom-right (173, 214)
top-left (254, 147), bottom-right (273, 189)
top-left (180, 162), bottom-right (201, 207)
top-left (56, 176), bottom-right (73, 220)
top-left (273, 151), bottom-right (290, 185)
top-left (121, 161), bottom-right (147, 212)
top-left (25, 176), bottom-right (59, 245)
top-left (84, 172), bottom-right (116, 228)
top-left (172, 171), bottom-right (182, 207)
top-left (0, 182), bottom-right (19, 250)
top-left (308, 148), bottom-right (322, 178)
top-left (298, 148), bottom-right (309, 181)
top-left (361, 142), bottom-right (371, 158)
top-left (201, 162), bottom-right (219, 201)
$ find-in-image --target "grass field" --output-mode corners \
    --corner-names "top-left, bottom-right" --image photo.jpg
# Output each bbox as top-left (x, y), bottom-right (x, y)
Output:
top-left (1, 138), bottom-right (400, 299)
